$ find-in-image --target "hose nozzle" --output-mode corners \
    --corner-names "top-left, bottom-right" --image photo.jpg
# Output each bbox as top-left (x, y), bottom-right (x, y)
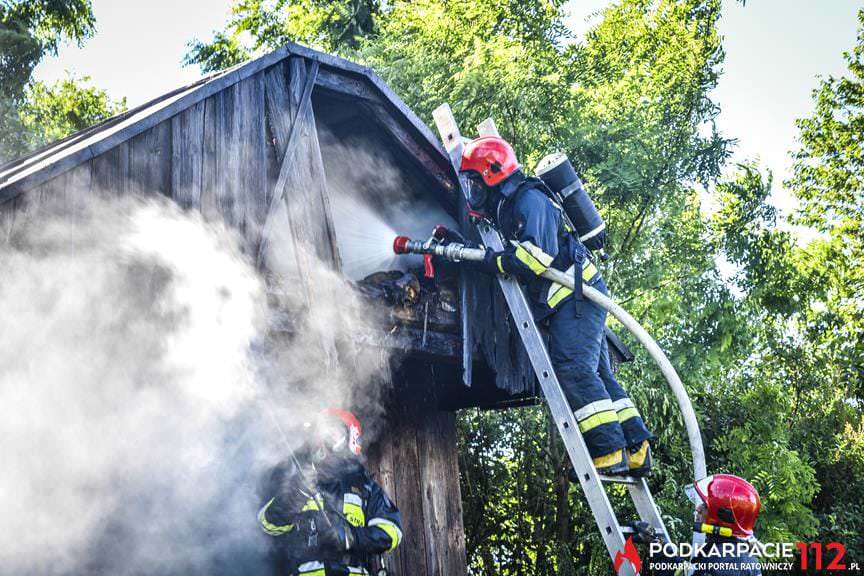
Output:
top-left (391, 233), bottom-right (487, 263)
top-left (393, 236), bottom-right (411, 255)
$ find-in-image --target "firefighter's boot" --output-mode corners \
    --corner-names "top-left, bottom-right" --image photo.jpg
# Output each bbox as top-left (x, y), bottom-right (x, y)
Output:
top-left (594, 448), bottom-right (630, 476)
top-left (627, 440), bottom-right (652, 477)
top-left (567, 448), bottom-right (629, 483)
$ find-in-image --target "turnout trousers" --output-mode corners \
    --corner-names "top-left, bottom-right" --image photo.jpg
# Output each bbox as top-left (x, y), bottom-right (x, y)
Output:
top-left (546, 278), bottom-right (653, 458)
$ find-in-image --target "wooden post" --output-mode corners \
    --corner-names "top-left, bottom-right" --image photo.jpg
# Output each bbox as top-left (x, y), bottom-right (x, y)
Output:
top-left (366, 360), bottom-right (468, 576)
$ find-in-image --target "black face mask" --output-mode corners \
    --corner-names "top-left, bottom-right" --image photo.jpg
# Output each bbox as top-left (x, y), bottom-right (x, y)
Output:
top-left (466, 173), bottom-right (491, 212)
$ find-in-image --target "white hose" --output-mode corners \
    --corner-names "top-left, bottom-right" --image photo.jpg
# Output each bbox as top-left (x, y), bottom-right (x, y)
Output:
top-left (541, 267), bottom-right (707, 480)
top-left (418, 241), bottom-right (707, 480)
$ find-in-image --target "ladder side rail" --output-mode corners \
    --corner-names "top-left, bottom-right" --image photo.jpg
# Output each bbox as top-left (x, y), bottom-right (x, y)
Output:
top-left (432, 105), bottom-right (636, 575)
top-left (628, 479), bottom-right (671, 542)
top-left (476, 223), bottom-right (635, 571)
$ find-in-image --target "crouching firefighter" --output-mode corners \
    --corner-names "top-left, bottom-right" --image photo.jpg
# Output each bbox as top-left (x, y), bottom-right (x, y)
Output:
top-left (257, 408), bottom-right (403, 575)
top-left (458, 136), bottom-right (653, 476)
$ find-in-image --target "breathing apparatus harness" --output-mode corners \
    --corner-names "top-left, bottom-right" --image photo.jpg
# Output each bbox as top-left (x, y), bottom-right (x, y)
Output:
top-left (468, 154), bottom-right (609, 265)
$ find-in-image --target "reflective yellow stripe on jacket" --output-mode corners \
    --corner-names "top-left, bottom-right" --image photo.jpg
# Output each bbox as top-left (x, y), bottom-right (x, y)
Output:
top-left (545, 260), bottom-right (600, 309)
top-left (511, 240), bottom-right (554, 275)
top-left (343, 493), bottom-right (365, 527)
top-left (300, 493), bottom-right (324, 512)
top-left (297, 561), bottom-right (326, 575)
top-left (369, 517), bottom-right (403, 551)
top-left (296, 562), bottom-right (368, 575)
top-left (258, 498), bottom-right (295, 536)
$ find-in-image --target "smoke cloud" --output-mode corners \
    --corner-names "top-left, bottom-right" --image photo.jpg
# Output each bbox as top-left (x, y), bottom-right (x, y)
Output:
top-left (0, 193), bottom-right (392, 574)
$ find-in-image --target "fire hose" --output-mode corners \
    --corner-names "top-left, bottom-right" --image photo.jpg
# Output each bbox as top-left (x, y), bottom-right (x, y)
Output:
top-left (393, 229), bottom-right (707, 482)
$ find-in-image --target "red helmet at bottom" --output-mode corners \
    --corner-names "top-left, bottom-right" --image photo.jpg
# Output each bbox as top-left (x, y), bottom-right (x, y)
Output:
top-left (693, 474), bottom-right (761, 538)
top-left (303, 408), bottom-right (363, 459)
top-left (322, 408), bottom-right (363, 457)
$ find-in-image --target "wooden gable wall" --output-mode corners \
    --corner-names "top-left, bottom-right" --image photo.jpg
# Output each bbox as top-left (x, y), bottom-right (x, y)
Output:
top-left (0, 52), bottom-right (467, 576)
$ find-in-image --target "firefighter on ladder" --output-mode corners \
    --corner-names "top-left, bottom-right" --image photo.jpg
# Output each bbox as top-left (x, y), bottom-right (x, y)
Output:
top-left (458, 136), bottom-right (653, 476)
top-left (257, 408), bottom-right (402, 575)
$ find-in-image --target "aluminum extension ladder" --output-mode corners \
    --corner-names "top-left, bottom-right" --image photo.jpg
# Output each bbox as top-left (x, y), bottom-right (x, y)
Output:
top-left (432, 104), bottom-right (669, 576)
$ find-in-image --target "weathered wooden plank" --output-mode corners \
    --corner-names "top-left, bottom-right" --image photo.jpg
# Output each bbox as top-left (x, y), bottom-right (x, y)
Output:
top-left (201, 84), bottom-right (241, 226)
top-left (129, 121), bottom-right (172, 197)
top-left (236, 72), bottom-right (268, 237)
top-left (0, 197), bottom-right (17, 242)
top-left (314, 68), bottom-right (384, 103)
top-left (416, 379), bottom-right (468, 576)
top-left (264, 62), bottom-right (295, 154)
top-left (199, 73), bottom-right (268, 244)
top-left (28, 161), bottom-right (92, 215)
top-left (390, 373), bottom-right (429, 575)
top-left (364, 404), bottom-right (403, 575)
top-left (91, 141), bottom-right (130, 197)
top-left (170, 100), bottom-right (205, 209)
top-left (64, 162), bottom-right (93, 212)
top-left (257, 58), bottom-right (318, 266)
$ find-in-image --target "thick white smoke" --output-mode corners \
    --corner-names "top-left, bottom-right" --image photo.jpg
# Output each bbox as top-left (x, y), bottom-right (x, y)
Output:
top-left (0, 194), bottom-right (391, 574)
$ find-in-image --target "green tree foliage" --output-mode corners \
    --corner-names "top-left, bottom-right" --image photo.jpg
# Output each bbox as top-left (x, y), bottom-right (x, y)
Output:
top-left (17, 75), bottom-right (126, 150)
top-left (0, 0), bottom-right (96, 160)
top-left (783, 9), bottom-right (864, 560)
top-left (184, 0), bottom-right (380, 71)
top-left (192, 0), bottom-right (863, 570)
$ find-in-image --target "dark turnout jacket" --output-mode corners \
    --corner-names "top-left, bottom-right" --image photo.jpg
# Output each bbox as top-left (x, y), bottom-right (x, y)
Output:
top-left (258, 456), bottom-right (402, 575)
top-left (492, 173), bottom-right (599, 321)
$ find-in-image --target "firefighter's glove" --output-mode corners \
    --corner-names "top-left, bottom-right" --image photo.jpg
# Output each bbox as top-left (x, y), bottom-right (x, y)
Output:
top-left (315, 513), bottom-right (357, 552)
top-left (463, 247), bottom-right (501, 276)
top-left (436, 226), bottom-right (466, 246)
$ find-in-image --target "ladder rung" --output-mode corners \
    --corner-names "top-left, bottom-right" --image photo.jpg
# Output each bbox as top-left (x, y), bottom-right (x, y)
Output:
top-left (599, 474), bottom-right (640, 485)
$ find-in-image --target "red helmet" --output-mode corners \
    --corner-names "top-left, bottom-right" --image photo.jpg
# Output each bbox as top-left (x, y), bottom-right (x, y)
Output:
top-left (460, 136), bottom-right (520, 186)
top-left (322, 408), bottom-right (363, 456)
top-left (693, 474), bottom-right (761, 538)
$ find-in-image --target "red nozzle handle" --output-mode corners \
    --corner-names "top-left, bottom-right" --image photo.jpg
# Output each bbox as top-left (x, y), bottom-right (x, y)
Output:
top-left (393, 236), bottom-right (411, 254)
top-left (424, 254), bottom-right (435, 278)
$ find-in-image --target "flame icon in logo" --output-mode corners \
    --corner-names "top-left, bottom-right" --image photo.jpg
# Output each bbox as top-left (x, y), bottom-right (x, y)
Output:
top-left (613, 536), bottom-right (642, 575)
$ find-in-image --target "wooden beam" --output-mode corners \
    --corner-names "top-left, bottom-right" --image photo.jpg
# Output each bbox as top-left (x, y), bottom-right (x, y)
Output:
top-left (256, 58), bottom-right (320, 268)
top-left (364, 101), bottom-right (458, 208)
top-left (314, 68), bottom-right (384, 103)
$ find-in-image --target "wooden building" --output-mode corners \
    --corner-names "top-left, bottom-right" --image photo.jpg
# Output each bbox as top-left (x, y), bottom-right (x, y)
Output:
top-left (0, 42), bottom-right (631, 575)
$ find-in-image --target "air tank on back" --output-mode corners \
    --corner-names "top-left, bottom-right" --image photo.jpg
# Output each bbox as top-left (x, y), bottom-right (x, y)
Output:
top-left (535, 152), bottom-right (606, 251)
